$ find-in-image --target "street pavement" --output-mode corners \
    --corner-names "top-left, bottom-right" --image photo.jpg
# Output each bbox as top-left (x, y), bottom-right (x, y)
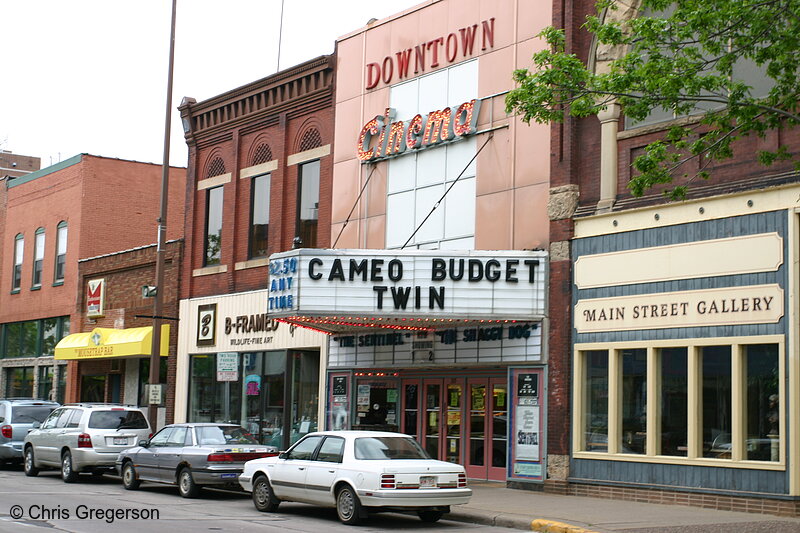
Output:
top-left (2, 464), bottom-right (800, 532)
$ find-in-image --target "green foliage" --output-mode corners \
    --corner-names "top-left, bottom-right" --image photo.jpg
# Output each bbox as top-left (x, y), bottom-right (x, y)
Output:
top-left (506, 0), bottom-right (800, 200)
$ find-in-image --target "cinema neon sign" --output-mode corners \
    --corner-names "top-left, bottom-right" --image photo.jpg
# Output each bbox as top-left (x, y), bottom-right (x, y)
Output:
top-left (357, 99), bottom-right (481, 163)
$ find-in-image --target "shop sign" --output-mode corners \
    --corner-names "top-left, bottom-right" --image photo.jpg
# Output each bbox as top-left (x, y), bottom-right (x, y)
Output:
top-left (575, 284), bottom-right (783, 333)
top-left (364, 18), bottom-right (495, 90)
top-left (268, 249), bottom-right (547, 321)
top-left (329, 322), bottom-right (542, 368)
top-left (357, 99), bottom-right (480, 163)
top-left (197, 304), bottom-right (217, 346)
top-left (217, 352), bottom-right (239, 381)
top-left (86, 278), bottom-right (105, 318)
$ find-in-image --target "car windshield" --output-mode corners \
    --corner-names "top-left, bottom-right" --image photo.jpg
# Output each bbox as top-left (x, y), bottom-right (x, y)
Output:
top-left (88, 410), bottom-right (148, 430)
top-left (196, 426), bottom-right (258, 445)
top-left (11, 406), bottom-right (55, 424)
top-left (354, 436), bottom-right (429, 460)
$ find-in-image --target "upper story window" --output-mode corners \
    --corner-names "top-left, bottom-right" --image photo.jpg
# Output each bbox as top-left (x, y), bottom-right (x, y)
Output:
top-left (204, 186), bottom-right (224, 265)
top-left (12, 234), bottom-right (23, 292)
top-left (296, 160), bottom-right (320, 248)
top-left (250, 173), bottom-right (271, 258)
top-left (54, 221), bottom-right (67, 283)
top-left (32, 228), bottom-right (45, 288)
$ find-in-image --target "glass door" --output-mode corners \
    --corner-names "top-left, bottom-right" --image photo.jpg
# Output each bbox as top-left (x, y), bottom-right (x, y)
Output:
top-left (489, 378), bottom-right (508, 480)
top-left (466, 379), bottom-right (488, 478)
top-left (402, 381), bottom-right (420, 439)
top-left (423, 380), bottom-right (442, 459)
top-left (445, 382), bottom-right (463, 463)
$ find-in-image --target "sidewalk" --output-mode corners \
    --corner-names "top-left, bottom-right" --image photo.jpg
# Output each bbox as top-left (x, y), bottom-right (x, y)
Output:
top-left (447, 482), bottom-right (800, 532)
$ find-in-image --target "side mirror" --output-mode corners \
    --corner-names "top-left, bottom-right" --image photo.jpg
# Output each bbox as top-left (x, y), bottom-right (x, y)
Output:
top-left (278, 451), bottom-right (288, 460)
top-left (138, 439), bottom-right (149, 448)
top-left (31, 421), bottom-right (41, 429)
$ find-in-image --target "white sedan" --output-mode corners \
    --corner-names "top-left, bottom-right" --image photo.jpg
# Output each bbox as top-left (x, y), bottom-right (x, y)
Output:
top-left (239, 430), bottom-right (471, 525)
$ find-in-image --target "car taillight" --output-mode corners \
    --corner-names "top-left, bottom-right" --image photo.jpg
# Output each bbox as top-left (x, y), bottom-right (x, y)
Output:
top-left (458, 473), bottom-right (467, 488)
top-left (380, 474), bottom-right (396, 489)
top-left (0, 425), bottom-right (11, 439)
top-left (207, 453), bottom-right (234, 463)
top-left (78, 433), bottom-right (93, 448)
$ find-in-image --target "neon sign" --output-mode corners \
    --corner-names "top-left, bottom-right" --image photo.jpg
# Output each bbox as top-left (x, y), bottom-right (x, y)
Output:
top-left (357, 99), bottom-right (481, 163)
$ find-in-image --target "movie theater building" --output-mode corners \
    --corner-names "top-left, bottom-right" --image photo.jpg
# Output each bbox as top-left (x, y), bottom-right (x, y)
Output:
top-left (269, 0), bottom-right (553, 483)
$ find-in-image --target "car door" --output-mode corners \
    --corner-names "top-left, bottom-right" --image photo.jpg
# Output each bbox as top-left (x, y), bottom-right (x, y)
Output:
top-left (303, 436), bottom-right (345, 505)
top-left (55, 409), bottom-right (82, 455)
top-left (27, 408), bottom-right (59, 465)
top-left (36, 409), bottom-right (72, 465)
top-left (136, 428), bottom-right (172, 481)
top-left (156, 427), bottom-right (188, 482)
top-left (269, 435), bottom-right (324, 501)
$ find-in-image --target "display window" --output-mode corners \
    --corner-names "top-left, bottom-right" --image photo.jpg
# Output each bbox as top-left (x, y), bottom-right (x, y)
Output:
top-left (188, 350), bottom-right (319, 448)
top-left (574, 336), bottom-right (784, 467)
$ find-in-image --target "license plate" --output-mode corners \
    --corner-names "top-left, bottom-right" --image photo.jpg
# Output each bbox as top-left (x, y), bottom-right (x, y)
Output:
top-left (113, 437), bottom-right (128, 445)
top-left (420, 476), bottom-right (437, 488)
top-left (220, 473), bottom-right (237, 479)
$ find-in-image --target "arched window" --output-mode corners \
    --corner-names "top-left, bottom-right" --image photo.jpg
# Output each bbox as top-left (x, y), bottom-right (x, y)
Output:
top-left (251, 143), bottom-right (273, 166)
top-left (12, 233), bottom-right (23, 291)
top-left (54, 221), bottom-right (68, 283)
top-left (299, 128), bottom-right (322, 152)
top-left (32, 227), bottom-right (45, 287)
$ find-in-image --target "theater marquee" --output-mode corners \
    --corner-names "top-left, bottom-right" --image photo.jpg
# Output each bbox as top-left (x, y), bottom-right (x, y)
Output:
top-left (267, 249), bottom-right (547, 330)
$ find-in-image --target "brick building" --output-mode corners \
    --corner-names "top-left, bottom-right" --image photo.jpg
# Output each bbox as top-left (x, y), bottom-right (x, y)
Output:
top-left (174, 56), bottom-right (333, 449)
top-left (64, 240), bottom-right (183, 426)
top-left (0, 150), bottom-right (40, 179)
top-left (548, 0), bottom-right (800, 514)
top-left (0, 154), bottom-right (185, 407)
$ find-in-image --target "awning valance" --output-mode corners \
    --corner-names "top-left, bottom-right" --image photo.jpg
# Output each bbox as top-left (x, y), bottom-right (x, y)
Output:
top-left (55, 325), bottom-right (169, 360)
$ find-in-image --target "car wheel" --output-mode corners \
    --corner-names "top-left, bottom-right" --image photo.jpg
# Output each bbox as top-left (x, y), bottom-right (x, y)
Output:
top-left (177, 467), bottom-right (201, 498)
top-left (336, 485), bottom-right (365, 525)
top-left (122, 462), bottom-right (140, 490)
top-left (252, 475), bottom-right (280, 512)
top-left (61, 450), bottom-right (78, 483)
top-left (23, 447), bottom-right (39, 477)
top-left (417, 510), bottom-right (444, 523)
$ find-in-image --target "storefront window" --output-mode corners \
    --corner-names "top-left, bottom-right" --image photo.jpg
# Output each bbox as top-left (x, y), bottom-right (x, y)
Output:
top-left (38, 366), bottom-right (54, 401)
top-left (139, 357), bottom-right (168, 406)
top-left (188, 351), bottom-right (319, 448)
top-left (702, 346), bottom-right (732, 458)
top-left (56, 365), bottom-right (66, 404)
top-left (41, 318), bottom-right (59, 356)
top-left (746, 344), bottom-right (779, 461)
top-left (290, 350), bottom-right (319, 444)
top-left (660, 347), bottom-right (688, 456)
top-left (492, 383), bottom-right (508, 468)
top-left (584, 350), bottom-right (608, 452)
top-left (2, 317), bottom-right (68, 358)
top-left (6, 367), bottom-right (34, 397)
top-left (81, 375), bottom-right (106, 402)
top-left (621, 349), bottom-right (647, 454)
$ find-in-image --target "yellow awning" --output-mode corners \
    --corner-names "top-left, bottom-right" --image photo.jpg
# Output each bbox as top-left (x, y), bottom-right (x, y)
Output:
top-left (55, 325), bottom-right (169, 360)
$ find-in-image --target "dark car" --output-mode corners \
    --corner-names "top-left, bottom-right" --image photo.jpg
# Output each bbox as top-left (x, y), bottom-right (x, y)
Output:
top-left (117, 423), bottom-right (277, 498)
top-left (0, 399), bottom-right (59, 465)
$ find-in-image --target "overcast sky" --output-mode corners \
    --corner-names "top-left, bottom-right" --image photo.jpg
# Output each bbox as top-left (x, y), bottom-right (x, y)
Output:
top-left (2, 0), bottom-right (422, 169)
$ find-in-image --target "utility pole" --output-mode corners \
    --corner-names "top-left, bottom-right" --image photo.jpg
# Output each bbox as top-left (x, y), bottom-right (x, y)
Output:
top-left (149, 0), bottom-right (178, 431)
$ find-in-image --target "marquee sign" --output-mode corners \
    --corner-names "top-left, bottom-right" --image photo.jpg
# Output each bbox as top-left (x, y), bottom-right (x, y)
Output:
top-left (267, 249), bottom-right (547, 330)
top-left (357, 99), bottom-right (480, 163)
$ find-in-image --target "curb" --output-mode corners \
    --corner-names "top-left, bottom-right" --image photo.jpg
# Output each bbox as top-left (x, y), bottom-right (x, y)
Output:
top-left (531, 519), bottom-right (600, 533)
top-left (447, 508), bottom-right (533, 530)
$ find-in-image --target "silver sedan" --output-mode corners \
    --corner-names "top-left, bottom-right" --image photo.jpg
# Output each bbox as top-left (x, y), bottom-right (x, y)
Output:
top-left (116, 423), bottom-right (277, 498)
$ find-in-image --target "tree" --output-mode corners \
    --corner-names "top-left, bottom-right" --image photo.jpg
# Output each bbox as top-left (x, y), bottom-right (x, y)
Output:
top-left (506, 0), bottom-right (800, 199)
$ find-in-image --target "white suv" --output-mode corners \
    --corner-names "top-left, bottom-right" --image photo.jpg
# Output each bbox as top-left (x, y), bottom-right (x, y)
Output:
top-left (24, 403), bottom-right (151, 482)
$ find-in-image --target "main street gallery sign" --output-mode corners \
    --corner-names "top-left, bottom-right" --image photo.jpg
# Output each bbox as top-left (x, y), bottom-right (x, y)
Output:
top-left (267, 249), bottom-right (547, 323)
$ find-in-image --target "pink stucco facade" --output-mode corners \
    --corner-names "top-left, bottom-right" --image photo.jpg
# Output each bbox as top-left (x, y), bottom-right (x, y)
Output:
top-left (332, 0), bottom-right (552, 251)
